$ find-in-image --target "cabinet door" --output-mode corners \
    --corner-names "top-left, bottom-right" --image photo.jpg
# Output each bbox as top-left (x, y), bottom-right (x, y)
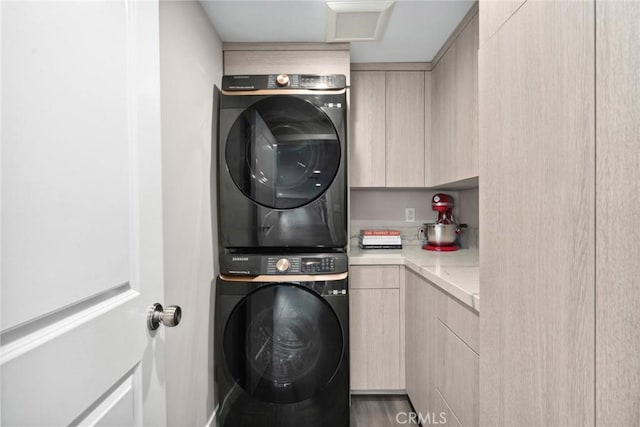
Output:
top-left (224, 48), bottom-right (351, 84)
top-left (430, 13), bottom-right (478, 186)
top-left (436, 310), bottom-right (479, 427)
top-left (430, 44), bottom-right (456, 185)
top-left (424, 71), bottom-right (433, 187)
top-left (454, 12), bottom-right (479, 181)
top-left (436, 286), bottom-right (479, 354)
top-left (350, 288), bottom-right (401, 390)
top-left (479, 1), bottom-right (595, 426)
top-left (436, 390), bottom-right (463, 427)
top-left (350, 71), bottom-right (386, 187)
top-left (479, 0), bottom-right (526, 47)
top-left (350, 264), bottom-right (399, 289)
top-left (404, 269), bottom-right (437, 415)
top-left (595, 2), bottom-right (640, 425)
top-left (385, 71), bottom-right (425, 187)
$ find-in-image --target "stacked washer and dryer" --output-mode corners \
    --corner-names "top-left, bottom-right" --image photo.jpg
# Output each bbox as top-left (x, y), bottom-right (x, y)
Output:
top-left (214, 74), bottom-right (350, 427)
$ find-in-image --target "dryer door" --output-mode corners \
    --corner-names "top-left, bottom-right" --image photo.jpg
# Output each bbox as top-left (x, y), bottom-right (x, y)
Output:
top-left (225, 96), bottom-right (341, 210)
top-left (223, 283), bottom-right (344, 404)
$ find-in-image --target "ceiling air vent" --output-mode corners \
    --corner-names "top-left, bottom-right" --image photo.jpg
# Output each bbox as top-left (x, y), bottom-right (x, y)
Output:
top-left (325, 1), bottom-right (394, 42)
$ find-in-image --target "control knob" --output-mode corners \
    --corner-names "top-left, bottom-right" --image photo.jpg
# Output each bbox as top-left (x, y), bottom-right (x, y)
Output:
top-left (276, 258), bottom-right (290, 272)
top-left (275, 74), bottom-right (290, 87)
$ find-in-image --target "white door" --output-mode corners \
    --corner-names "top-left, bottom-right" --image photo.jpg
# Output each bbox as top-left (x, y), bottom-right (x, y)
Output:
top-left (1, 1), bottom-right (168, 425)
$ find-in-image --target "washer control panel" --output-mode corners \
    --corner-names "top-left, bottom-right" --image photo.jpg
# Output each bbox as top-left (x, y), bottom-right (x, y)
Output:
top-left (266, 255), bottom-right (341, 274)
top-left (220, 253), bottom-right (348, 275)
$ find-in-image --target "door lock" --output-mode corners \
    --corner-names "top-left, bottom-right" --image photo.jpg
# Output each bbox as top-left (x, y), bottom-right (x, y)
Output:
top-left (147, 303), bottom-right (182, 330)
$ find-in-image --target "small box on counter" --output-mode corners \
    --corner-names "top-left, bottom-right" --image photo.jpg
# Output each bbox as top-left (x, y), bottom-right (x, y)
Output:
top-left (358, 243), bottom-right (403, 250)
top-left (359, 229), bottom-right (401, 236)
top-left (358, 229), bottom-right (402, 249)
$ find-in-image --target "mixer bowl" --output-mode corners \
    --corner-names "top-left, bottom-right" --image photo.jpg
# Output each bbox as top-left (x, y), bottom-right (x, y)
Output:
top-left (425, 223), bottom-right (458, 246)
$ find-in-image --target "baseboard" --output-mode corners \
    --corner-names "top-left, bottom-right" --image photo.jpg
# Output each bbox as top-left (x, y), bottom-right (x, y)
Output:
top-left (205, 405), bottom-right (218, 427)
top-left (351, 389), bottom-right (406, 395)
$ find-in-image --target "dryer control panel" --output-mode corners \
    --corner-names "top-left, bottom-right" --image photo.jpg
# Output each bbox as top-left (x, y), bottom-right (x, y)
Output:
top-left (220, 253), bottom-right (348, 275)
top-left (222, 74), bottom-right (347, 91)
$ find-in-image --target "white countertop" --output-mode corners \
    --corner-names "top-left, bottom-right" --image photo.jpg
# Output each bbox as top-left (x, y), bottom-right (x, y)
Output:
top-left (350, 246), bottom-right (480, 312)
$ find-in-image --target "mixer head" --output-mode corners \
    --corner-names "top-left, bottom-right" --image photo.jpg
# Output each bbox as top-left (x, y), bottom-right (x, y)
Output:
top-left (432, 193), bottom-right (454, 211)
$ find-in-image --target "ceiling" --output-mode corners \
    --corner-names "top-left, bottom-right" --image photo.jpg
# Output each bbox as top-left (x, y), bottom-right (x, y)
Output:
top-left (200, 0), bottom-right (476, 63)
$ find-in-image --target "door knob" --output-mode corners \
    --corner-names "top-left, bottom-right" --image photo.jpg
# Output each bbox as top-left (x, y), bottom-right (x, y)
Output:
top-left (147, 303), bottom-right (182, 330)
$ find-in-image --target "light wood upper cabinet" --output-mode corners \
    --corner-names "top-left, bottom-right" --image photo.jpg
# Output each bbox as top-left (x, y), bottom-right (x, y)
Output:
top-left (430, 12), bottom-right (479, 187)
top-left (454, 13), bottom-right (479, 180)
top-left (223, 43), bottom-right (351, 84)
top-left (430, 45), bottom-right (456, 185)
top-left (424, 72), bottom-right (432, 187)
top-left (350, 69), bottom-right (427, 188)
top-left (385, 71), bottom-right (425, 187)
top-left (350, 71), bottom-right (386, 187)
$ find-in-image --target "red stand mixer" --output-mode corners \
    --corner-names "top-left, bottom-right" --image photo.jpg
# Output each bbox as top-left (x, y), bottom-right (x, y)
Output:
top-left (421, 193), bottom-right (460, 251)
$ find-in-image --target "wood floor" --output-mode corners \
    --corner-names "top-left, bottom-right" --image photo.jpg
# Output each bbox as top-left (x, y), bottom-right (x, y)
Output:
top-left (350, 395), bottom-right (415, 427)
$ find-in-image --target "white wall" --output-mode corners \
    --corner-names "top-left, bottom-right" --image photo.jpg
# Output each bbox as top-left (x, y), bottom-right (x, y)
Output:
top-left (158, 1), bottom-right (222, 425)
top-left (350, 190), bottom-right (438, 223)
top-left (350, 188), bottom-right (479, 247)
top-left (457, 188), bottom-right (479, 228)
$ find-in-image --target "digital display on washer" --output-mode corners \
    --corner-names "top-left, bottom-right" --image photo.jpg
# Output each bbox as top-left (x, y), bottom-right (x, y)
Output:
top-left (301, 257), bottom-right (335, 273)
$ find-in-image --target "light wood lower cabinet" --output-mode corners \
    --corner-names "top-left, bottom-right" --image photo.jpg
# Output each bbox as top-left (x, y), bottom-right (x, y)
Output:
top-left (350, 264), bottom-right (400, 290)
top-left (435, 389), bottom-right (463, 427)
top-left (436, 320), bottom-right (479, 427)
top-left (405, 267), bottom-right (479, 427)
top-left (351, 264), bottom-right (479, 418)
top-left (437, 287), bottom-right (479, 353)
top-left (405, 268), bottom-right (437, 413)
top-left (349, 265), bottom-right (404, 391)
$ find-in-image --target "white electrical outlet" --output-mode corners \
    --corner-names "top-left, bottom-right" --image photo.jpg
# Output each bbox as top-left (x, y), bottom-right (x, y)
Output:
top-left (405, 207), bottom-right (416, 222)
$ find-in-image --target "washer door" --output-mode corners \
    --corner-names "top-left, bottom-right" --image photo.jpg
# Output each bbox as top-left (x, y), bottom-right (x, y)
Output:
top-left (223, 284), bottom-right (344, 404)
top-left (225, 96), bottom-right (341, 210)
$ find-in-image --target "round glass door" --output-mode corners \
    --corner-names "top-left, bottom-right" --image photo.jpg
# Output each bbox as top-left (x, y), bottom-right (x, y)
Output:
top-left (225, 96), bottom-right (341, 209)
top-left (223, 284), bottom-right (343, 404)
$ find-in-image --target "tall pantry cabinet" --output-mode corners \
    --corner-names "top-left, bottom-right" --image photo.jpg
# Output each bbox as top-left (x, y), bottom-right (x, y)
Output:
top-left (479, 0), bottom-right (640, 425)
top-left (594, 2), bottom-right (640, 425)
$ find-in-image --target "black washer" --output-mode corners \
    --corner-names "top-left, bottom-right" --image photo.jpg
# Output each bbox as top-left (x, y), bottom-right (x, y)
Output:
top-left (215, 276), bottom-right (349, 427)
